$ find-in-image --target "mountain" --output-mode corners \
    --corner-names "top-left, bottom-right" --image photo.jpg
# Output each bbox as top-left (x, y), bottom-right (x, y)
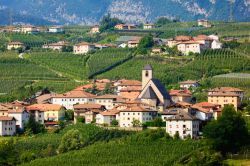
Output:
top-left (0, 0), bottom-right (249, 25)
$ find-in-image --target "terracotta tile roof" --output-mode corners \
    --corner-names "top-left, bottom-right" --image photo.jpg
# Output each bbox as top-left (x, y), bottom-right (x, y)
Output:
top-left (26, 104), bottom-right (63, 112)
top-left (100, 109), bottom-right (120, 116)
top-left (52, 90), bottom-right (96, 98)
top-left (193, 102), bottom-right (218, 108)
top-left (209, 87), bottom-right (243, 92)
top-left (191, 105), bottom-right (213, 113)
top-left (8, 109), bottom-right (26, 113)
top-left (0, 104), bottom-right (9, 111)
top-left (169, 89), bottom-right (192, 97)
top-left (193, 35), bottom-right (212, 41)
top-left (118, 80), bottom-right (142, 86)
top-left (36, 94), bottom-right (54, 104)
top-left (75, 42), bottom-right (94, 46)
top-left (74, 83), bottom-right (106, 91)
top-left (73, 104), bottom-right (104, 109)
top-left (175, 35), bottom-right (192, 41)
top-left (179, 80), bottom-right (198, 84)
top-left (208, 91), bottom-right (240, 97)
top-left (0, 116), bottom-right (16, 121)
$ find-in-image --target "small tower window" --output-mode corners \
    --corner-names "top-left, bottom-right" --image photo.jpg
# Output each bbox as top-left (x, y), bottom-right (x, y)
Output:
top-left (145, 71), bottom-right (149, 77)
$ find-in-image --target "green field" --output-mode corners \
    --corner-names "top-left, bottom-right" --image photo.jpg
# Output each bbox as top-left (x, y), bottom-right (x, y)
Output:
top-left (0, 52), bottom-right (67, 95)
top-left (21, 128), bottom-right (201, 166)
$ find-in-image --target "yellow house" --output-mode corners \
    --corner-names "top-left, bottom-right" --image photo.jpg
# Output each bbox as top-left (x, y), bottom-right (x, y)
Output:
top-left (208, 92), bottom-right (241, 110)
top-left (26, 104), bottom-right (65, 121)
top-left (7, 41), bottom-right (25, 50)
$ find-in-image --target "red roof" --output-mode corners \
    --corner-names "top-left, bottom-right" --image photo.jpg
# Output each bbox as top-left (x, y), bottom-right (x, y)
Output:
top-left (26, 104), bottom-right (63, 112)
top-left (118, 80), bottom-right (142, 86)
top-left (0, 116), bottom-right (16, 121)
top-left (169, 89), bottom-right (192, 97)
top-left (53, 90), bottom-right (96, 98)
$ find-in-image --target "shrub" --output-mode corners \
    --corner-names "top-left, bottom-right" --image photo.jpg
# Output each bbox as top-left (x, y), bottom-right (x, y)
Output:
top-left (111, 119), bottom-right (119, 126)
top-left (58, 129), bottom-right (82, 153)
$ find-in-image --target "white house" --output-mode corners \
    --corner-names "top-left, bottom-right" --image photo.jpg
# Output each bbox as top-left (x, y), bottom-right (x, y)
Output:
top-left (143, 24), bottom-right (155, 29)
top-left (0, 116), bottom-right (16, 136)
top-left (49, 26), bottom-right (64, 33)
top-left (42, 41), bottom-right (68, 51)
top-left (51, 90), bottom-right (96, 110)
top-left (211, 40), bottom-right (222, 49)
top-left (73, 42), bottom-right (95, 54)
top-left (96, 109), bottom-right (119, 125)
top-left (95, 95), bottom-right (125, 110)
top-left (166, 111), bottom-right (200, 139)
top-left (118, 106), bottom-right (157, 127)
top-left (7, 42), bottom-right (25, 50)
top-left (8, 108), bottom-right (29, 131)
top-left (179, 80), bottom-right (199, 89)
top-left (177, 41), bottom-right (205, 55)
top-left (26, 109), bottom-right (45, 124)
top-left (191, 102), bottom-right (220, 121)
top-left (90, 25), bottom-right (100, 34)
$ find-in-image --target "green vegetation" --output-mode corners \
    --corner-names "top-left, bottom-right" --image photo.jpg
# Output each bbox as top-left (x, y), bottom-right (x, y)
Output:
top-left (87, 48), bottom-right (132, 78)
top-left (203, 105), bottom-right (249, 155)
top-left (22, 129), bottom-right (201, 166)
top-left (99, 14), bottom-right (123, 32)
top-left (26, 52), bottom-right (89, 80)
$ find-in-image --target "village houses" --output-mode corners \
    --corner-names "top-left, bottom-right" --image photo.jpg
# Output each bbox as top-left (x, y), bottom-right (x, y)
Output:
top-left (90, 25), bottom-right (100, 33)
top-left (49, 26), bottom-right (64, 33)
top-left (165, 110), bottom-right (200, 139)
top-left (26, 104), bottom-right (65, 122)
top-left (0, 116), bottom-right (16, 136)
top-left (179, 80), bottom-right (199, 89)
top-left (73, 103), bottom-right (105, 124)
top-left (143, 23), bottom-right (155, 29)
top-left (51, 90), bottom-right (96, 110)
top-left (42, 41), bottom-right (69, 51)
top-left (73, 42), bottom-right (95, 54)
top-left (7, 41), bottom-right (25, 50)
top-left (197, 19), bottom-right (212, 28)
top-left (208, 87), bottom-right (242, 110)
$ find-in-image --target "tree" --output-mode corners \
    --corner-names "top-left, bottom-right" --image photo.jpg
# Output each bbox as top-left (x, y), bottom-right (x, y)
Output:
top-left (111, 119), bottom-right (119, 126)
top-left (0, 139), bottom-right (18, 165)
top-left (155, 17), bottom-right (172, 27)
top-left (58, 129), bottom-right (82, 153)
top-left (132, 119), bottom-right (141, 127)
top-left (102, 83), bottom-right (114, 95)
top-left (203, 105), bottom-right (249, 155)
top-left (174, 131), bottom-right (180, 139)
top-left (99, 13), bottom-right (123, 32)
top-left (24, 116), bottom-right (45, 134)
top-left (136, 34), bottom-right (154, 55)
top-left (76, 117), bottom-right (85, 124)
top-left (85, 84), bottom-right (99, 95)
top-left (245, 105), bottom-right (250, 114)
top-left (153, 117), bottom-right (164, 127)
top-left (65, 110), bottom-right (74, 121)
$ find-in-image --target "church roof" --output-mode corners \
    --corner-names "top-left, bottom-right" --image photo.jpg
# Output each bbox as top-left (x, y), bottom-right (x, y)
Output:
top-left (143, 64), bottom-right (152, 70)
top-left (151, 79), bottom-right (172, 100)
top-left (141, 86), bottom-right (158, 99)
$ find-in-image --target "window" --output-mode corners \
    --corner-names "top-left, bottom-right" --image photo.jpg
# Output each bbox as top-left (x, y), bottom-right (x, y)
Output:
top-left (128, 118), bottom-right (130, 120)
top-left (170, 125), bottom-right (172, 128)
top-left (183, 131), bottom-right (186, 134)
top-left (123, 113), bottom-right (125, 115)
top-left (183, 125), bottom-right (186, 128)
top-left (145, 71), bottom-right (149, 77)
top-left (176, 125), bottom-right (179, 128)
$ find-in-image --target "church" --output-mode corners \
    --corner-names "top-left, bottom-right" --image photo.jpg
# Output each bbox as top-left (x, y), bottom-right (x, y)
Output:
top-left (137, 64), bottom-right (172, 112)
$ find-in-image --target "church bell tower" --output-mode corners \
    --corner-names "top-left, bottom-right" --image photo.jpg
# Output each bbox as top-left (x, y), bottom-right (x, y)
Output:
top-left (142, 64), bottom-right (153, 89)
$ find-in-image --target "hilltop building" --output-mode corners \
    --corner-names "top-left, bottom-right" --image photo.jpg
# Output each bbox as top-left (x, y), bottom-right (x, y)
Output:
top-left (138, 65), bottom-right (172, 112)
